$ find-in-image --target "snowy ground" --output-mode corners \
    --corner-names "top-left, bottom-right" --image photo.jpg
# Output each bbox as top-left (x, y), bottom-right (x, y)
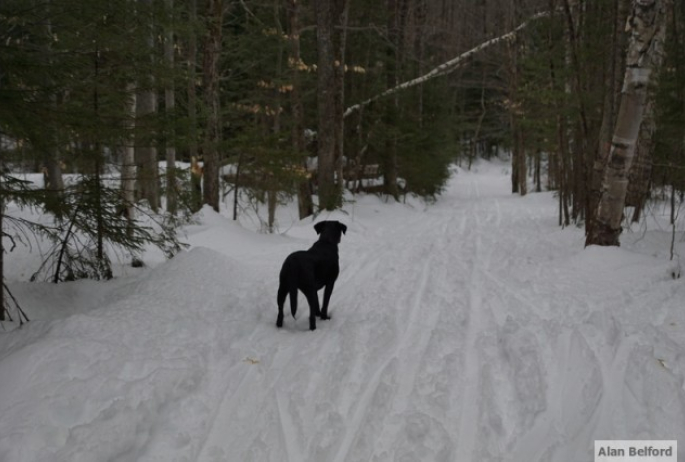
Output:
top-left (1, 160), bottom-right (684, 462)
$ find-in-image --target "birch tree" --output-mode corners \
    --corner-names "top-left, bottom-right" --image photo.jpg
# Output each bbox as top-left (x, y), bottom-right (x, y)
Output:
top-left (586, 0), bottom-right (669, 247)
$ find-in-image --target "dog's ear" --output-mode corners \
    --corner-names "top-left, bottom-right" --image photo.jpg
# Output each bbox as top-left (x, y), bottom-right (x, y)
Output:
top-left (339, 222), bottom-right (347, 235)
top-left (314, 221), bottom-right (326, 235)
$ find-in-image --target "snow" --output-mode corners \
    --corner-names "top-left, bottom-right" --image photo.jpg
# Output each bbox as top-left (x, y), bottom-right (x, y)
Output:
top-left (2, 160), bottom-right (684, 462)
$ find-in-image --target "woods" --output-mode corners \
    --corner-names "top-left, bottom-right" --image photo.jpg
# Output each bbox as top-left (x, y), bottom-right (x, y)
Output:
top-left (1, 0), bottom-right (685, 317)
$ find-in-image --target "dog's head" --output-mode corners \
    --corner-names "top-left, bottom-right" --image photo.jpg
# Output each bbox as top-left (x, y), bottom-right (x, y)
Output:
top-left (314, 220), bottom-right (347, 244)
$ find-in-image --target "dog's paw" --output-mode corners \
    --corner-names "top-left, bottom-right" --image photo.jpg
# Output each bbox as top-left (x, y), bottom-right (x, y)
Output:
top-left (276, 315), bottom-right (284, 328)
top-left (320, 314), bottom-right (331, 320)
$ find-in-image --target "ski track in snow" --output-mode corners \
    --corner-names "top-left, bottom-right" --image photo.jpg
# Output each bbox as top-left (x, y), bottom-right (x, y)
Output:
top-left (2, 161), bottom-right (685, 462)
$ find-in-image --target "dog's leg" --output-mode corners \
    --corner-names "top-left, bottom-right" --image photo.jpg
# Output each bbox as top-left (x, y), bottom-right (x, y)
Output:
top-left (276, 284), bottom-right (287, 328)
top-left (303, 291), bottom-right (320, 331)
top-left (320, 282), bottom-right (335, 320)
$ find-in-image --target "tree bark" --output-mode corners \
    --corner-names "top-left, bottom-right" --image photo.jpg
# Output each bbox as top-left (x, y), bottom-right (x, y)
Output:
top-left (586, 0), bottom-right (668, 246)
top-left (202, 0), bottom-right (224, 213)
top-left (188, 0), bottom-right (200, 212)
top-left (383, 0), bottom-right (400, 200)
top-left (286, 0), bottom-right (313, 219)
top-left (334, 0), bottom-right (349, 199)
top-left (42, 2), bottom-right (65, 215)
top-left (507, 1), bottom-right (527, 195)
top-left (165, 0), bottom-right (177, 215)
top-left (135, 0), bottom-right (160, 212)
top-left (587, 0), bottom-right (629, 235)
top-left (0, 173), bottom-right (4, 321)
top-left (626, 94), bottom-right (656, 222)
top-left (314, 0), bottom-right (339, 210)
top-left (122, 84), bottom-right (137, 237)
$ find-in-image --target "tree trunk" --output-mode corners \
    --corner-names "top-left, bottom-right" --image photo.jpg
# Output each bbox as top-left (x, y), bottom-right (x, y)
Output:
top-left (586, 0), bottom-right (668, 247)
top-left (43, 158), bottom-right (64, 195)
top-left (334, 0), bottom-right (349, 199)
top-left (92, 46), bottom-right (107, 275)
top-left (267, 189), bottom-right (277, 233)
top-left (587, 0), bottom-right (628, 235)
top-left (383, 0), bottom-right (400, 200)
top-left (518, 128), bottom-right (527, 195)
top-left (0, 175), bottom-right (4, 321)
top-left (122, 84), bottom-right (137, 237)
top-left (165, 0), bottom-right (177, 215)
top-left (534, 149), bottom-right (542, 192)
top-left (42, 4), bottom-right (65, 216)
top-left (506, 2), bottom-right (525, 195)
top-left (286, 0), bottom-right (313, 219)
top-left (202, 0), bottom-right (224, 213)
top-left (188, 0), bottom-right (200, 212)
top-left (314, 0), bottom-right (339, 210)
top-left (135, 91), bottom-right (159, 211)
top-left (626, 95), bottom-right (656, 221)
top-left (561, 0), bottom-right (590, 224)
top-left (135, 0), bottom-right (160, 212)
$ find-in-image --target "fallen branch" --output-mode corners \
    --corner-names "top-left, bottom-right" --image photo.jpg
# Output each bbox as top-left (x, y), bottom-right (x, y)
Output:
top-left (343, 10), bottom-right (553, 118)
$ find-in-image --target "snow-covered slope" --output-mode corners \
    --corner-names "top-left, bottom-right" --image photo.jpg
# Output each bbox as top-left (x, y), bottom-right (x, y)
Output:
top-left (1, 161), bottom-right (683, 462)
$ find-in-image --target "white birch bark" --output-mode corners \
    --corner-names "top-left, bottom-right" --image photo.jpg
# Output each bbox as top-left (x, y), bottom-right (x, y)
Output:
top-left (587, 0), bottom-right (668, 246)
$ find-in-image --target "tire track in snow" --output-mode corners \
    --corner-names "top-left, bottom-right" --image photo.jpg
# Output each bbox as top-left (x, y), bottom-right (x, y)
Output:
top-left (195, 341), bottom-right (296, 461)
top-left (370, 226), bottom-right (464, 458)
top-left (454, 174), bottom-right (498, 461)
top-left (330, 243), bottom-right (436, 462)
top-left (454, 221), bottom-right (485, 460)
top-left (276, 390), bottom-right (302, 462)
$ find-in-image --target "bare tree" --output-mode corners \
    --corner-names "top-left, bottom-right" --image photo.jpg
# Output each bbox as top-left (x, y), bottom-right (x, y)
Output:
top-left (586, 0), bottom-right (669, 246)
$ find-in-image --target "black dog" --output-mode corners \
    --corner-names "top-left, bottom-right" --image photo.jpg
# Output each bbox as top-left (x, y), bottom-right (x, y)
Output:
top-left (277, 220), bottom-right (347, 331)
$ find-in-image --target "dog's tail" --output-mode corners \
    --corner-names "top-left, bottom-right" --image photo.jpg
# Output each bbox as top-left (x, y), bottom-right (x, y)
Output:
top-left (289, 287), bottom-right (298, 318)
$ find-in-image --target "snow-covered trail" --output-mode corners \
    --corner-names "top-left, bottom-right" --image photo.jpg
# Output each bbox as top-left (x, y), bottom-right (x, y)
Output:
top-left (2, 161), bottom-right (683, 462)
top-left (187, 164), bottom-right (684, 462)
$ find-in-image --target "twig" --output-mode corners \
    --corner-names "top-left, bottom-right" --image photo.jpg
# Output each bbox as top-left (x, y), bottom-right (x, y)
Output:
top-left (2, 282), bottom-right (30, 325)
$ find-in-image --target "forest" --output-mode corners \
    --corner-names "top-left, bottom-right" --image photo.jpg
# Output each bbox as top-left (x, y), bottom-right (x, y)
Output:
top-left (1, 0), bottom-right (684, 319)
